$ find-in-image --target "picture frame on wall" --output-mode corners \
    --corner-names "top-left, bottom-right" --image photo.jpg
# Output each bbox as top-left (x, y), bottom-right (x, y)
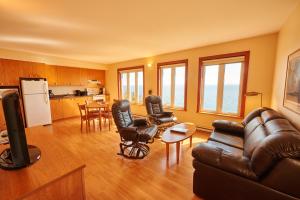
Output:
top-left (283, 49), bottom-right (300, 114)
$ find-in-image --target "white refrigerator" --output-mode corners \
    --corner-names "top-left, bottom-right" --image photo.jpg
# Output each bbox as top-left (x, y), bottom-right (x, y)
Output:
top-left (21, 79), bottom-right (52, 127)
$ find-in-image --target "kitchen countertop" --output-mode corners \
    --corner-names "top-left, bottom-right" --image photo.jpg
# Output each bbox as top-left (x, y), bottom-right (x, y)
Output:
top-left (49, 94), bottom-right (93, 99)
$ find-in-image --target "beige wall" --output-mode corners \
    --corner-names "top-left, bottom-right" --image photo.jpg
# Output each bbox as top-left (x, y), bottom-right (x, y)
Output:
top-left (0, 48), bottom-right (108, 70)
top-left (272, 4), bottom-right (300, 129)
top-left (106, 33), bottom-right (278, 129)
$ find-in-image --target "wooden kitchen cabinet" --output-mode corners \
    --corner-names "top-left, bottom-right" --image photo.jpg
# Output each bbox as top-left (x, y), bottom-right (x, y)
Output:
top-left (62, 98), bottom-right (74, 118)
top-left (0, 58), bottom-right (105, 87)
top-left (1, 59), bottom-right (22, 85)
top-left (87, 69), bottom-right (105, 86)
top-left (57, 66), bottom-right (81, 86)
top-left (30, 62), bottom-right (47, 78)
top-left (45, 65), bottom-right (58, 86)
top-left (95, 70), bottom-right (105, 85)
top-left (79, 68), bottom-right (88, 86)
top-left (50, 99), bottom-right (64, 121)
top-left (50, 97), bottom-right (92, 121)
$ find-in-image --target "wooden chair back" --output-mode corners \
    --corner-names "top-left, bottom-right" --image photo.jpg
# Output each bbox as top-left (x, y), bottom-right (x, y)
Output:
top-left (78, 104), bottom-right (87, 119)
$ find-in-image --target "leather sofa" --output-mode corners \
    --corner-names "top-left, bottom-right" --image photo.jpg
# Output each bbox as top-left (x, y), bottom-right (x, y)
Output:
top-left (192, 108), bottom-right (300, 200)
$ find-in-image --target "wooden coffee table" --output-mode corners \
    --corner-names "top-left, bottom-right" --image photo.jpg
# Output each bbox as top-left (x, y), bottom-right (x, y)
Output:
top-left (161, 122), bottom-right (196, 165)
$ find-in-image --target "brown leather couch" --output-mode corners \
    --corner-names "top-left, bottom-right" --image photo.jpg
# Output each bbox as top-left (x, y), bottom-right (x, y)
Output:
top-left (192, 108), bottom-right (300, 200)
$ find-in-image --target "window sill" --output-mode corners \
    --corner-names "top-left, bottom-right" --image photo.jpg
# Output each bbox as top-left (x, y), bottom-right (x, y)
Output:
top-left (163, 107), bottom-right (186, 112)
top-left (198, 111), bottom-right (243, 119)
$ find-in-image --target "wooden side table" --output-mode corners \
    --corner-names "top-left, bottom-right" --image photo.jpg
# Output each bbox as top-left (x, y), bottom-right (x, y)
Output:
top-left (161, 123), bottom-right (196, 165)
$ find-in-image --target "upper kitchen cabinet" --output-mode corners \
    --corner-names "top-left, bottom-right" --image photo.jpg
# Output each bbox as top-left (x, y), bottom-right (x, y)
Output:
top-left (57, 66), bottom-right (81, 86)
top-left (87, 69), bottom-right (105, 86)
top-left (45, 65), bottom-right (58, 86)
top-left (1, 59), bottom-right (22, 85)
top-left (30, 62), bottom-right (47, 78)
top-left (80, 68), bottom-right (88, 86)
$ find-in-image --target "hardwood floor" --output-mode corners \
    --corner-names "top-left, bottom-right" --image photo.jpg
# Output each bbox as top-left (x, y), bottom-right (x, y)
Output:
top-left (45, 118), bottom-right (209, 200)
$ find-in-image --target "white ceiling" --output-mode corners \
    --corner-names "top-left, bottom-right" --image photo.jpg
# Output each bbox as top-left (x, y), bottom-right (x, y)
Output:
top-left (0, 0), bottom-right (299, 64)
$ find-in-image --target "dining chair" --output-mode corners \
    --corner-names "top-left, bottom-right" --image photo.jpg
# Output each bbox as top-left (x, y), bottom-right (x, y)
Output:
top-left (78, 103), bottom-right (100, 132)
top-left (100, 103), bottom-right (113, 131)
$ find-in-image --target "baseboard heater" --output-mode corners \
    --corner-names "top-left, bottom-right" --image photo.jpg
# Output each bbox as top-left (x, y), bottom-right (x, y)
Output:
top-left (132, 114), bottom-right (212, 133)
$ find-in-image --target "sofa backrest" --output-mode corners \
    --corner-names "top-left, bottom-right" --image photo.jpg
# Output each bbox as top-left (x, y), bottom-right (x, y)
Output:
top-left (242, 108), bottom-right (300, 177)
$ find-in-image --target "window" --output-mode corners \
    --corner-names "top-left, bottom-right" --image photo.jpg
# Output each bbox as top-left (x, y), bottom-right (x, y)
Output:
top-left (157, 60), bottom-right (188, 110)
top-left (118, 66), bottom-right (144, 104)
top-left (197, 52), bottom-right (249, 117)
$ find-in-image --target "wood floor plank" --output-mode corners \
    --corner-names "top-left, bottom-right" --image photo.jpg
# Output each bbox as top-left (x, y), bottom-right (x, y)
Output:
top-left (49, 118), bottom-right (209, 200)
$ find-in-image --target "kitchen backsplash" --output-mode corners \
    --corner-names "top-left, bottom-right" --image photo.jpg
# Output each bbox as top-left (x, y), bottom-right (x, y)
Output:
top-left (49, 86), bottom-right (87, 95)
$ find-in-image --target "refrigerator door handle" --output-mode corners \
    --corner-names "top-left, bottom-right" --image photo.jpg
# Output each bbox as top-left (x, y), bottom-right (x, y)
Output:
top-left (43, 81), bottom-right (47, 94)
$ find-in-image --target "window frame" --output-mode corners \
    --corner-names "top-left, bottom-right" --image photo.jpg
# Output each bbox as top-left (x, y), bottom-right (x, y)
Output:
top-left (197, 51), bottom-right (250, 118)
top-left (157, 59), bottom-right (188, 111)
top-left (117, 65), bottom-right (145, 105)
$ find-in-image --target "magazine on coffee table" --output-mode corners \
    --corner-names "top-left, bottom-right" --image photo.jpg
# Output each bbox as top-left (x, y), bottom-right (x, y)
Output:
top-left (170, 127), bottom-right (188, 134)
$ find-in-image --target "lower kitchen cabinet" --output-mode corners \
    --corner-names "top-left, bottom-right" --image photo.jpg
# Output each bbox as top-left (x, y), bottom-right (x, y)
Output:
top-left (50, 99), bottom-right (64, 121)
top-left (50, 97), bottom-right (92, 121)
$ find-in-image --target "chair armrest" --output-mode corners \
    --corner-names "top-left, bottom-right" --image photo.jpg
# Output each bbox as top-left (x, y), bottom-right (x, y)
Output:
top-left (212, 120), bottom-right (244, 136)
top-left (192, 143), bottom-right (257, 180)
top-left (133, 118), bottom-right (148, 126)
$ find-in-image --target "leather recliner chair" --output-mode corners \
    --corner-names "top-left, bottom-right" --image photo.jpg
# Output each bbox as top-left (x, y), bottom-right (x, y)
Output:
top-left (192, 108), bottom-right (300, 200)
top-left (111, 100), bottom-right (158, 159)
top-left (145, 95), bottom-right (176, 134)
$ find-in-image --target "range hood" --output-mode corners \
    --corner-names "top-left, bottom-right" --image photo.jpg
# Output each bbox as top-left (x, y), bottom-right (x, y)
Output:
top-left (88, 80), bottom-right (102, 84)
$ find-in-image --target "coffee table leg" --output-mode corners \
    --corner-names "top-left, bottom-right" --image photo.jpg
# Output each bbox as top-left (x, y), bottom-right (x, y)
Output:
top-left (190, 136), bottom-right (193, 147)
top-left (166, 143), bottom-right (169, 164)
top-left (176, 142), bottom-right (180, 164)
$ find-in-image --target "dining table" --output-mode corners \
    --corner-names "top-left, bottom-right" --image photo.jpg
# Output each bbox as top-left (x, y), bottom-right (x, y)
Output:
top-left (85, 102), bottom-right (111, 131)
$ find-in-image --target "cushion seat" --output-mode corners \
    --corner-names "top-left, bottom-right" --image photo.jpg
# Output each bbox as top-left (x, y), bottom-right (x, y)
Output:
top-left (209, 131), bottom-right (244, 149)
top-left (207, 140), bottom-right (243, 157)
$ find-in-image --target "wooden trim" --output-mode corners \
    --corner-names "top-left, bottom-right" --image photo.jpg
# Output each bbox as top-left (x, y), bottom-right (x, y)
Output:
top-left (117, 65), bottom-right (144, 101)
top-left (157, 59), bottom-right (188, 111)
top-left (282, 48), bottom-right (300, 113)
top-left (197, 51), bottom-right (250, 117)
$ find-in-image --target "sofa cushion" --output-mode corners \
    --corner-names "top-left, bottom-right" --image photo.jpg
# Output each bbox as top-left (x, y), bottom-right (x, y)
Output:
top-left (208, 140), bottom-right (243, 157)
top-left (244, 125), bottom-right (267, 158)
top-left (192, 143), bottom-right (257, 180)
top-left (242, 107), bottom-right (268, 126)
top-left (265, 119), bottom-right (298, 135)
top-left (261, 110), bottom-right (283, 124)
top-left (209, 131), bottom-right (244, 149)
top-left (244, 117), bottom-right (263, 138)
top-left (212, 120), bottom-right (244, 136)
top-left (251, 132), bottom-right (300, 177)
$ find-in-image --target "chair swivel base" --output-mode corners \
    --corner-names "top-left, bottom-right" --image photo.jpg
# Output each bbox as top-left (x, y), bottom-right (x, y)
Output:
top-left (118, 142), bottom-right (150, 159)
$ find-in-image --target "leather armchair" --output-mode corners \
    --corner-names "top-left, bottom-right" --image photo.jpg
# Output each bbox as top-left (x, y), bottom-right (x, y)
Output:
top-left (145, 96), bottom-right (176, 134)
top-left (111, 100), bottom-right (158, 159)
top-left (192, 108), bottom-right (300, 200)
